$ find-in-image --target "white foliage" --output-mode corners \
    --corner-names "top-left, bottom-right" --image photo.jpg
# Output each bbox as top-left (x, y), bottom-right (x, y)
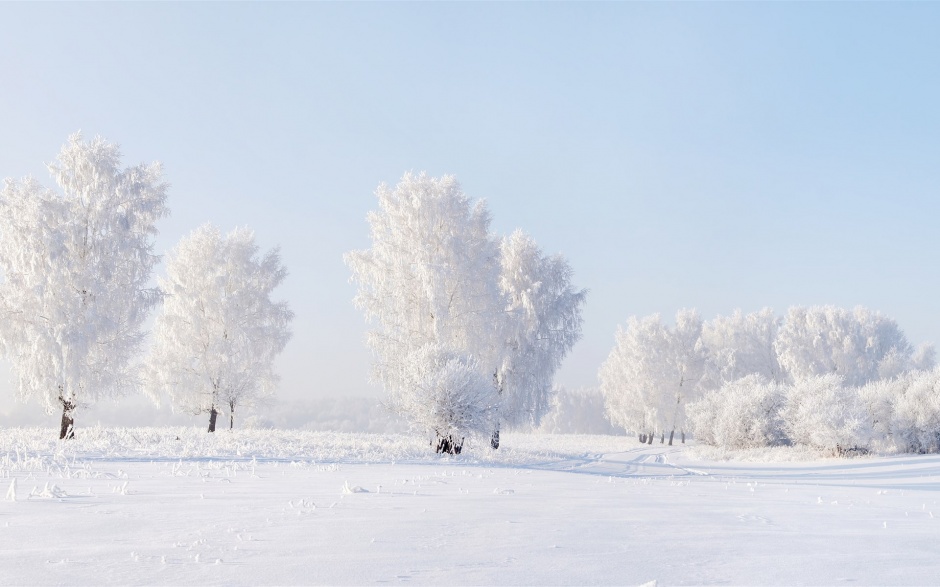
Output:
top-left (346, 173), bottom-right (583, 440)
top-left (776, 306), bottom-right (914, 387)
top-left (389, 344), bottom-right (498, 441)
top-left (779, 374), bottom-right (870, 453)
top-left (497, 230), bottom-right (586, 427)
top-left (0, 133), bottom-right (168, 416)
top-left (687, 375), bottom-right (785, 449)
top-left (889, 368), bottom-right (940, 454)
top-left (599, 310), bottom-right (705, 437)
top-left (147, 224), bottom-right (293, 429)
top-left (700, 308), bottom-right (784, 388)
top-left (346, 173), bottom-right (501, 405)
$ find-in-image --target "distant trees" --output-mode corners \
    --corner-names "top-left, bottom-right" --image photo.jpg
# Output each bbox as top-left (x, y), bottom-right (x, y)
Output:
top-left (147, 224), bottom-right (293, 432)
top-left (603, 305), bottom-right (937, 454)
top-left (346, 173), bottom-right (585, 453)
top-left (599, 310), bottom-right (705, 445)
top-left (0, 134), bottom-right (169, 438)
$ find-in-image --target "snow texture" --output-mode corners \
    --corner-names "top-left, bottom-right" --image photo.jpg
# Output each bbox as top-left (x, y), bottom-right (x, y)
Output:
top-left (1, 428), bottom-right (938, 585)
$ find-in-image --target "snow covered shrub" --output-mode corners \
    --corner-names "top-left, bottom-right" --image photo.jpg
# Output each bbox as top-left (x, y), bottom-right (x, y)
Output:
top-left (687, 375), bottom-right (786, 449)
top-left (779, 374), bottom-right (871, 454)
top-left (857, 376), bottom-right (908, 452)
top-left (389, 345), bottom-right (498, 454)
top-left (890, 368), bottom-right (940, 454)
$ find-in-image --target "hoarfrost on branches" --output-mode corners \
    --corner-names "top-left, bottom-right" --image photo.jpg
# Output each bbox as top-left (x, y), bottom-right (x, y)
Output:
top-left (147, 224), bottom-right (293, 432)
top-left (775, 305), bottom-right (916, 387)
top-left (0, 133), bottom-right (168, 438)
top-left (346, 173), bottom-right (584, 451)
top-left (496, 230), bottom-right (586, 431)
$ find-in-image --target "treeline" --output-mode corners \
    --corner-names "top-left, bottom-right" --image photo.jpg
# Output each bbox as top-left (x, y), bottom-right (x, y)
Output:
top-left (599, 306), bottom-right (936, 453)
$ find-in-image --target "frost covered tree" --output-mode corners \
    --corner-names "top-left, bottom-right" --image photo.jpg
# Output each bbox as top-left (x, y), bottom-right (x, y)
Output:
top-left (493, 230), bottom-right (586, 447)
top-left (346, 173), bottom-right (503, 452)
top-left (700, 308), bottom-right (784, 388)
top-left (599, 309), bottom-right (706, 445)
top-left (775, 306), bottom-right (917, 387)
top-left (147, 224), bottom-right (293, 432)
top-left (346, 174), bottom-right (584, 452)
top-left (0, 134), bottom-right (168, 438)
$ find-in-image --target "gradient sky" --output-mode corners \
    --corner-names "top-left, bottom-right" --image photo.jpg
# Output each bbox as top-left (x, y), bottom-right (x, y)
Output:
top-left (1, 3), bottom-right (939, 426)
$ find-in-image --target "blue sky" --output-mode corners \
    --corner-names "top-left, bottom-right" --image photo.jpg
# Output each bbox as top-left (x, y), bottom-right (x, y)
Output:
top-left (1, 3), bottom-right (939, 424)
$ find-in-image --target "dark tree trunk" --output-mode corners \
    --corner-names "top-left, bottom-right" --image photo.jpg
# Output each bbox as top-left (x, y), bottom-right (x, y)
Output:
top-left (668, 430), bottom-right (675, 446)
top-left (208, 408), bottom-right (218, 433)
top-left (59, 400), bottom-right (75, 440)
top-left (660, 432), bottom-right (665, 444)
top-left (647, 433), bottom-right (653, 445)
top-left (229, 400), bottom-right (236, 430)
top-left (639, 433), bottom-right (647, 444)
top-left (490, 426), bottom-right (500, 450)
top-left (681, 431), bottom-right (686, 444)
top-left (435, 435), bottom-right (464, 455)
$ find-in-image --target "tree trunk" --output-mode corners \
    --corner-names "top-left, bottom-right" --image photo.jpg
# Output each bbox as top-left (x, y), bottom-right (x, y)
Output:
top-left (668, 430), bottom-right (675, 446)
top-left (208, 408), bottom-right (218, 433)
top-left (490, 423), bottom-right (500, 450)
top-left (435, 435), bottom-right (463, 455)
top-left (660, 432), bottom-right (665, 444)
top-left (639, 433), bottom-right (647, 444)
top-left (647, 433), bottom-right (653, 445)
top-left (59, 400), bottom-right (75, 440)
top-left (229, 400), bottom-right (236, 430)
top-left (681, 431), bottom-right (686, 444)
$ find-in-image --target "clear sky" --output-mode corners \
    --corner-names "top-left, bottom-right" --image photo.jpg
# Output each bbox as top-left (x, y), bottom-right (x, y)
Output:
top-left (1, 3), bottom-right (939, 426)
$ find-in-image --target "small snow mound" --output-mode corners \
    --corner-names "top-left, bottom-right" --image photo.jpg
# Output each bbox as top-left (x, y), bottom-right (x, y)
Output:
top-left (637, 581), bottom-right (657, 587)
top-left (342, 481), bottom-right (369, 494)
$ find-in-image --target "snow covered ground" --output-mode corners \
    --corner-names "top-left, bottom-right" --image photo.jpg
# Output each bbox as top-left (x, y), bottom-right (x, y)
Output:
top-left (1, 429), bottom-right (939, 585)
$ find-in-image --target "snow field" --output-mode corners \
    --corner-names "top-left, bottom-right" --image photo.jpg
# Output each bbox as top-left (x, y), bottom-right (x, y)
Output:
top-left (1, 429), bottom-right (939, 585)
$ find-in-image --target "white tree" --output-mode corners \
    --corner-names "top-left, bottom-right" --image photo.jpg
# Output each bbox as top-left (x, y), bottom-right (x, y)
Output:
top-left (0, 134), bottom-right (168, 438)
top-left (147, 224), bottom-right (293, 432)
top-left (346, 173), bottom-right (503, 451)
top-left (700, 308), bottom-right (784, 389)
top-left (494, 230), bottom-right (586, 446)
top-left (775, 305), bottom-right (914, 387)
top-left (346, 174), bottom-right (584, 452)
top-left (599, 309), bottom-right (706, 445)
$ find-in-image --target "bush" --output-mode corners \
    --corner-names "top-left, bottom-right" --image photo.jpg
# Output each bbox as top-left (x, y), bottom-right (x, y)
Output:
top-left (779, 374), bottom-right (871, 454)
top-left (687, 375), bottom-right (785, 449)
